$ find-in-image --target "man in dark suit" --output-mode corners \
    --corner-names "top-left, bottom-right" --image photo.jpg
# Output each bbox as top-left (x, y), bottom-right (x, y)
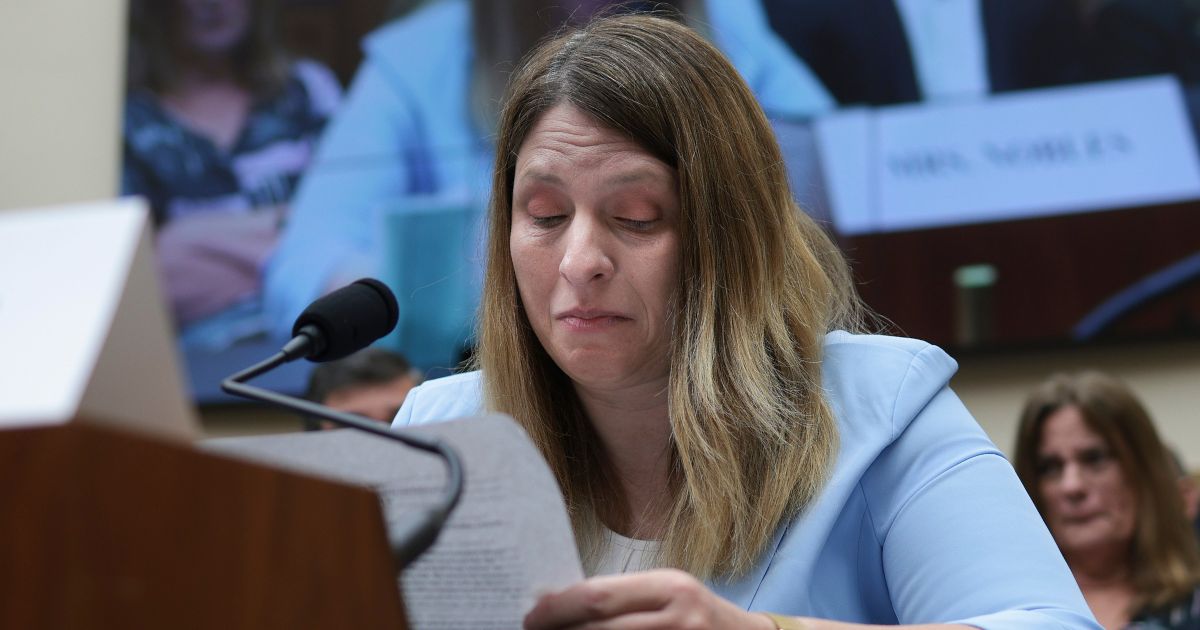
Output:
top-left (1085, 0), bottom-right (1200, 84)
top-left (762, 0), bottom-right (1086, 106)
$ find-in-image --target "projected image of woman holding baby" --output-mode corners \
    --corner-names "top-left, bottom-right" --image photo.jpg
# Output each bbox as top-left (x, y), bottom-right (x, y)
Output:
top-left (121, 0), bottom-right (341, 332)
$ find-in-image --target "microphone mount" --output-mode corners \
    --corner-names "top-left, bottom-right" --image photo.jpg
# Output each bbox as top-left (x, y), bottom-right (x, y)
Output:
top-left (222, 337), bottom-right (464, 571)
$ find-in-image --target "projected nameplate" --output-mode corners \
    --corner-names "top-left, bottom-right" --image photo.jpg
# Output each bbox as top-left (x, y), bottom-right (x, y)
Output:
top-left (816, 75), bottom-right (1200, 235)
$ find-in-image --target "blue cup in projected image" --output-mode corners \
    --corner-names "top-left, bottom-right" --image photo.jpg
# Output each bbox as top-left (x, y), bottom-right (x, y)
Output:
top-left (377, 197), bottom-right (482, 375)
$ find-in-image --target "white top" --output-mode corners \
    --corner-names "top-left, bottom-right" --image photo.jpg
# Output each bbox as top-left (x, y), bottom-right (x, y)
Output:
top-left (892, 0), bottom-right (989, 100)
top-left (592, 529), bottom-right (663, 576)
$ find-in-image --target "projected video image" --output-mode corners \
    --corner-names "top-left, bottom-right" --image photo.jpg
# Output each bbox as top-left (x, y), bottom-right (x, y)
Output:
top-left (123, 0), bottom-right (1200, 404)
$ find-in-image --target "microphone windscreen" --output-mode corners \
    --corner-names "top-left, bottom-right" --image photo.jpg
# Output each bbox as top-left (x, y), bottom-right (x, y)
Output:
top-left (292, 278), bottom-right (399, 362)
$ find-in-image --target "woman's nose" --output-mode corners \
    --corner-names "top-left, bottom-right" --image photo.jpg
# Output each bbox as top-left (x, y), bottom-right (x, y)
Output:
top-left (1058, 463), bottom-right (1088, 497)
top-left (559, 215), bottom-right (614, 285)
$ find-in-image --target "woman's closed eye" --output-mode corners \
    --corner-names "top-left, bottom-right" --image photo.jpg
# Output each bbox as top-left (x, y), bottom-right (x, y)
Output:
top-left (617, 217), bottom-right (660, 231)
top-left (530, 214), bottom-right (568, 229)
top-left (609, 200), bottom-right (668, 233)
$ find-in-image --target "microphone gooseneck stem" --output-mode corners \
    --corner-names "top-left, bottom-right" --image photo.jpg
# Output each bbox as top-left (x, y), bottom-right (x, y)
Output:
top-left (221, 351), bottom-right (465, 570)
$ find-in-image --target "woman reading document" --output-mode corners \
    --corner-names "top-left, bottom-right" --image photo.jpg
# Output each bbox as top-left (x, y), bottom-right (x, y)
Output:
top-left (393, 13), bottom-right (1100, 630)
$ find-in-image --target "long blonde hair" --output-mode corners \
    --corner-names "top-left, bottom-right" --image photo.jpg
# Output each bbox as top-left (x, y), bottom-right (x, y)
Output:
top-left (476, 14), bottom-right (865, 578)
top-left (1014, 371), bottom-right (1200, 615)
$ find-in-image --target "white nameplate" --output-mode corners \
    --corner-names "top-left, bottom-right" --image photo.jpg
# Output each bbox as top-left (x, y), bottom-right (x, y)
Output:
top-left (815, 76), bottom-right (1200, 235)
top-left (0, 198), bottom-right (198, 440)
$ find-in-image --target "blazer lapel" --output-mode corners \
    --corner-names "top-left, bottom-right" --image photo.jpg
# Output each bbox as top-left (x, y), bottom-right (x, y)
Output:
top-left (707, 521), bottom-right (790, 609)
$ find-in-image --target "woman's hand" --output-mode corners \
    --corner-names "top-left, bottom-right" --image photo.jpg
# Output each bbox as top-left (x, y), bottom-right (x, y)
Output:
top-left (524, 569), bottom-right (776, 630)
top-left (155, 207), bottom-right (282, 326)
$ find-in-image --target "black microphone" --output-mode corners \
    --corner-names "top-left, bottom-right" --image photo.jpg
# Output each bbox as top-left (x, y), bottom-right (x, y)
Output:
top-left (221, 278), bottom-right (463, 571)
top-left (283, 277), bottom-right (400, 362)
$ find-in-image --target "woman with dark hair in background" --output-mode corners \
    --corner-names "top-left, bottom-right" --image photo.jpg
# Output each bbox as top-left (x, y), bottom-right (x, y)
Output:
top-left (1014, 371), bottom-right (1200, 629)
top-left (393, 13), bottom-right (1100, 629)
top-left (123, 0), bottom-right (341, 330)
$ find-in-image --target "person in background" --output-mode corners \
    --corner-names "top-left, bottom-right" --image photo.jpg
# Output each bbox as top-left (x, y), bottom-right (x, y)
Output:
top-left (261, 0), bottom-right (833, 341)
top-left (1014, 371), bottom-right (1200, 629)
top-left (303, 347), bottom-right (420, 430)
top-left (123, 0), bottom-right (341, 330)
top-left (1079, 0), bottom-right (1200, 85)
top-left (1169, 447), bottom-right (1200, 542)
top-left (394, 13), bottom-right (1099, 629)
top-left (761, 0), bottom-right (1086, 106)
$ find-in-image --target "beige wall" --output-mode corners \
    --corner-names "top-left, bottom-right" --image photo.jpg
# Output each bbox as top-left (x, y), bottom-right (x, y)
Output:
top-left (0, 0), bottom-right (125, 211)
top-left (955, 340), bottom-right (1200, 468)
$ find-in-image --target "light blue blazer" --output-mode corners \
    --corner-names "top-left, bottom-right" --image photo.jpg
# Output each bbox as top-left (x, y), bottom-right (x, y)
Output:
top-left (393, 332), bottom-right (1101, 629)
